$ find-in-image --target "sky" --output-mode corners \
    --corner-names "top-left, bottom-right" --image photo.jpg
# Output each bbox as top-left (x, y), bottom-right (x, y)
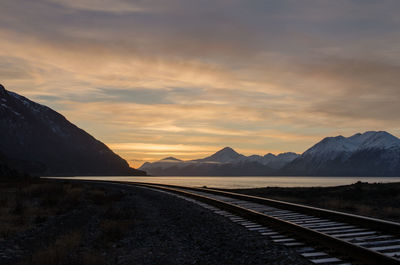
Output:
top-left (1, 0), bottom-right (400, 168)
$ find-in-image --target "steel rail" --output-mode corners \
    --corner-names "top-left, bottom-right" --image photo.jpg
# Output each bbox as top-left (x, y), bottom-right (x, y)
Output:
top-left (45, 179), bottom-right (400, 265)
top-left (130, 182), bottom-right (400, 265)
top-left (128, 181), bottom-right (400, 237)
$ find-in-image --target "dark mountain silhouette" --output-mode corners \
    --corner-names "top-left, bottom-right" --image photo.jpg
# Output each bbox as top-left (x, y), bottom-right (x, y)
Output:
top-left (0, 153), bottom-right (23, 178)
top-left (261, 152), bottom-right (299, 169)
top-left (141, 160), bottom-right (277, 176)
top-left (0, 84), bottom-right (146, 176)
top-left (161, 157), bottom-right (182, 162)
top-left (195, 147), bottom-right (246, 163)
top-left (140, 147), bottom-right (297, 176)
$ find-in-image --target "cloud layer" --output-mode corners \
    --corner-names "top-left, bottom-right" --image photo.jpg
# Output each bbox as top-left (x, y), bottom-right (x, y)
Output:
top-left (1, 0), bottom-right (400, 167)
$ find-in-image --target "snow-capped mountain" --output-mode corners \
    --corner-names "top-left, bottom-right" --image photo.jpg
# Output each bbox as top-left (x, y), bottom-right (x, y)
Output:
top-left (283, 131), bottom-right (400, 176)
top-left (352, 131), bottom-right (400, 150)
top-left (304, 131), bottom-right (400, 160)
top-left (140, 131), bottom-right (400, 176)
top-left (139, 147), bottom-right (299, 176)
top-left (0, 84), bottom-right (146, 176)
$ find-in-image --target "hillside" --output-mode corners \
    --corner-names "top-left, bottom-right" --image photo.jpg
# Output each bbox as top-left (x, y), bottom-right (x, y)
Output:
top-left (0, 85), bottom-right (146, 176)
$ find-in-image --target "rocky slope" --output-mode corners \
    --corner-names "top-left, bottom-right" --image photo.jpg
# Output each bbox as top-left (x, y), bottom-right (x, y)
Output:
top-left (0, 84), bottom-right (145, 176)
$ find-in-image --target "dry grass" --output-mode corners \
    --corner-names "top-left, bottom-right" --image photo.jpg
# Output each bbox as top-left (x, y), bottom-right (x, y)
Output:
top-left (0, 180), bottom-right (127, 240)
top-left (87, 189), bottom-right (108, 205)
top-left (0, 179), bottom-right (136, 265)
top-left (20, 232), bottom-right (107, 265)
top-left (381, 206), bottom-right (400, 219)
top-left (22, 232), bottom-right (81, 265)
top-left (0, 188), bottom-right (30, 239)
top-left (97, 205), bottom-right (134, 244)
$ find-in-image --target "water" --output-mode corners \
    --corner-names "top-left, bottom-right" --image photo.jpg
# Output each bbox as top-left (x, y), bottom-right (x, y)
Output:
top-left (48, 176), bottom-right (400, 189)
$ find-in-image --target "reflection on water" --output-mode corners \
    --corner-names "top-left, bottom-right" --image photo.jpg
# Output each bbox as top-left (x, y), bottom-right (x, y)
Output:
top-left (48, 176), bottom-right (400, 189)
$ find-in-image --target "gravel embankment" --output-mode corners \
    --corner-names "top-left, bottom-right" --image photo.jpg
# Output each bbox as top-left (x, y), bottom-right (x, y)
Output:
top-left (0, 181), bottom-right (312, 265)
top-left (110, 184), bottom-right (311, 265)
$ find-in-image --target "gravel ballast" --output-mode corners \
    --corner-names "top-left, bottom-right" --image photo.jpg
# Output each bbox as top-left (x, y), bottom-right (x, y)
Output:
top-left (101, 183), bottom-right (311, 265)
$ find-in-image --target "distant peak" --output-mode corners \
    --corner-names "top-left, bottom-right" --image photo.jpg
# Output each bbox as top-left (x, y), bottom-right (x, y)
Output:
top-left (161, 157), bottom-right (181, 161)
top-left (333, 135), bottom-right (345, 140)
top-left (277, 152), bottom-right (299, 157)
top-left (350, 131), bottom-right (397, 142)
top-left (197, 146), bottom-right (244, 163)
top-left (212, 147), bottom-right (239, 156)
top-left (353, 131), bottom-right (390, 137)
top-left (220, 146), bottom-right (235, 152)
top-left (351, 133), bottom-right (362, 137)
top-left (321, 135), bottom-right (345, 142)
top-left (284, 152), bottom-right (298, 155)
top-left (368, 131), bottom-right (391, 136)
top-left (216, 147), bottom-right (242, 156)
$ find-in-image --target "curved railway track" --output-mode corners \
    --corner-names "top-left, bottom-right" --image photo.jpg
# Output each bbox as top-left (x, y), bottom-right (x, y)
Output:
top-left (54, 179), bottom-right (400, 265)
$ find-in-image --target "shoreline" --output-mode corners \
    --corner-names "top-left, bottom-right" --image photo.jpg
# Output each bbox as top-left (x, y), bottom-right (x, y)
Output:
top-left (43, 176), bottom-right (400, 189)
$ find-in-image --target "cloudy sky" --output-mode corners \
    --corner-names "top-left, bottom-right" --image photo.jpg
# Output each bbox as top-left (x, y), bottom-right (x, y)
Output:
top-left (1, 0), bottom-right (400, 167)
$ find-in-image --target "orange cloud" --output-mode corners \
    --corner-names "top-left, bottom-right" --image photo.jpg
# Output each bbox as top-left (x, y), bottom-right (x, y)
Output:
top-left (2, 1), bottom-right (400, 166)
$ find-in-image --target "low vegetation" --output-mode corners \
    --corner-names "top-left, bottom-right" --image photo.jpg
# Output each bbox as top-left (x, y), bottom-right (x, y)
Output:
top-left (226, 181), bottom-right (400, 222)
top-left (0, 179), bottom-right (135, 265)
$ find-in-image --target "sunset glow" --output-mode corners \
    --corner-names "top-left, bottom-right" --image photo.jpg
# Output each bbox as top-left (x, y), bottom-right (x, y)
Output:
top-left (1, 1), bottom-right (400, 168)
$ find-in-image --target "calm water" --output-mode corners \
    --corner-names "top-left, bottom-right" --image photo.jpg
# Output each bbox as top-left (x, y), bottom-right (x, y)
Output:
top-left (49, 176), bottom-right (400, 189)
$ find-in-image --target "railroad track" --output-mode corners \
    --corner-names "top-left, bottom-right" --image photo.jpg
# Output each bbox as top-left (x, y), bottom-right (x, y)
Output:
top-left (53, 179), bottom-right (400, 265)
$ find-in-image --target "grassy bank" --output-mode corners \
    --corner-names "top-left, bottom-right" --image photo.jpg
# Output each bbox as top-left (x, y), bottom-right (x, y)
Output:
top-left (224, 181), bottom-right (400, 223)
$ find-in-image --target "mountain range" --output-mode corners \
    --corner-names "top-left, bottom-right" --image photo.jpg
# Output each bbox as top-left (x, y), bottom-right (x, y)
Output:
top-left (140, 147), bottom-right (300, 176)
top-left (284, 131), bottom-right (400, 176)
top-left (2, 84), bottom-right (399, 177)
top-left (140, 132), bottom-right (400, 176)
top-left (0, 84), bottom-right (146, 176)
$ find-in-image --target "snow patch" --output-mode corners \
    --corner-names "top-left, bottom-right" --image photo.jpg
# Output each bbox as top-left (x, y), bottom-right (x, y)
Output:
top-left (303, 131), bottom-right (400, 161)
